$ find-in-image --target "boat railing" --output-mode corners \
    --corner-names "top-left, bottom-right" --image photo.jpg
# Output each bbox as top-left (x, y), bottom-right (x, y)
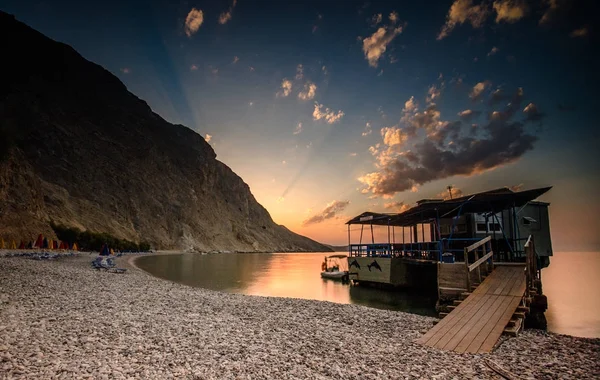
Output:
top-left (349, 242), bottom-right (440, 260)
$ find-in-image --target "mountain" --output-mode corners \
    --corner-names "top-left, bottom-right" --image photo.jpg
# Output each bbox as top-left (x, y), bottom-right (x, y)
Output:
top-left (0, 12), bottom-right (332, 253)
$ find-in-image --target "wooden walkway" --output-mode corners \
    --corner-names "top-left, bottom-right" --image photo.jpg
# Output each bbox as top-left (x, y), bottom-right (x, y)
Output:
top-left (416, 265), bottom-right (526, 353)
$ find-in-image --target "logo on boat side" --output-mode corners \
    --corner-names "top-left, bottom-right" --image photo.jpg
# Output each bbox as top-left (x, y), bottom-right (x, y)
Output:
top-left (349, 259), bottom-right (361, 270)
top-left (367, 260), bottom-right (382, 272)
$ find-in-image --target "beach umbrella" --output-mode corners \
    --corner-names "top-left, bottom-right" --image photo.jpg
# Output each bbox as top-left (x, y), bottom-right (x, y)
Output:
top-left (0, 238), bottom-right (5, 249)
top-left (47, 239), bottom-right (53, 250)
top-left (53, 240), bottom-right (58, 249)
top-left (42, 237), bottom-right (49, 249)
top-left (34, 234), bottom-right (44, 248)
top-left (59, 241), bottom-right (66, 250)
top-left (100, 244), bottom-right (110, 256)
top-left (72, 242), bottom-right (79, 251)
top-left (10, 240), bottom-right (17, 249)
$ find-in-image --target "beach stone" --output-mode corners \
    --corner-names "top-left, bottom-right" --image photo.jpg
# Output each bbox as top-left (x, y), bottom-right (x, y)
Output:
top-left (0, 254), bottom-right (598, 379)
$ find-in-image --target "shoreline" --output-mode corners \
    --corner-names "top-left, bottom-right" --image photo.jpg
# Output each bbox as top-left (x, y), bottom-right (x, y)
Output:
top-left (1, 254), bottom-right (598, 379)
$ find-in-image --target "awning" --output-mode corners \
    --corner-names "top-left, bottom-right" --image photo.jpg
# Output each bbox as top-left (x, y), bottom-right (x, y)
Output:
top-left (347, 186), bottom-right (552, 227)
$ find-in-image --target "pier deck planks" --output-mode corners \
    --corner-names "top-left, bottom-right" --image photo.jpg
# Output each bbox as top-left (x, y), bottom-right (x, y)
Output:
top-left (416, 265), bottom-right (526, 353)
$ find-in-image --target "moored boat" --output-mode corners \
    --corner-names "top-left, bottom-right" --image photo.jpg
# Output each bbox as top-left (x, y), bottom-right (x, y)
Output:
top-left (320, 254), bottom-right (349, 282)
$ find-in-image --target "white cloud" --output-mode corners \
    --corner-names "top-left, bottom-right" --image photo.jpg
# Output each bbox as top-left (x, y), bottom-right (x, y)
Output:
top-left (190, 64), bottom-right (198, 71)
top-left (277, 79), bottom-right (293, 97)
top-left (302, 200), bottom-right (350, 226)
top-left (570, 27), bottom-right (589, 38)
top-left (362, 26), bottom-right (403, 67)
top-left (371, 13), bottom-right (382, 26)
top-left (470, 81), bottom-right (491, 101)
top-left (381, 127), bottom-right (407, 147)
top-left (437, 0), bottom-right (489, 40)
top-left (298, 82), bottom-right (317, 100)
top-left (205, 134), bottom-right (212, 142)
top-left (493, 0), bottom-right (528, 23)
top-left (313, 103), bottom-right (345, 124)
top-left (219, 0), bottom-right (237, 25)
top-left (389, 11), bottom-right (399, 24)
top-left (384, 201), bottom-right (410, 212)
top-left (426, 85), bottom-right (441, 104)
top-left (403, 96), bottom-right (418, 113)
top-left (293, 122), bottom-right (303, 135)
top-left (120, 68), bottom-right (130, 74)
top-left (362, 122), bottom-right (373, 136)
top-left (457, 109), bottom-right (481, 121)
top-left (232, 56), bottom-right (239, 64)
top-left (295, 64), bottom-right (304, 80)
top-left (487, 46), bottom-right (499, 56)
top-left (539, 0), bottom-right (559, 25)
top-left (349, 152), bottom-right (358, 157)
top-left (185, 8), bottom-right (204, 37)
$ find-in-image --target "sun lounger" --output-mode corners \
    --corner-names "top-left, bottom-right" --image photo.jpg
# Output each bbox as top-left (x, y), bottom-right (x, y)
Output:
top-left (91, 257), bottom-right (127, 273)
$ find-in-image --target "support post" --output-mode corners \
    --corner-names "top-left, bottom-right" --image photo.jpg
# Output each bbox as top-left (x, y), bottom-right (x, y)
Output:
top-left (465, 247), bottom-right (471, 291)
top-left (475, 246), bottom-right (481, 284)
top-left (347, 224), bottom-right (351, 256)
top-left (359, 224), bottom-right (364, 245)
top-left (370, 222), bottom-right (374, 244)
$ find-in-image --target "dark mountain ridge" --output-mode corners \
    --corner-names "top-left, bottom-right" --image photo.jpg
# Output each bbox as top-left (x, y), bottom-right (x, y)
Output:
top-left (0, 11), bottom-right (332, 252)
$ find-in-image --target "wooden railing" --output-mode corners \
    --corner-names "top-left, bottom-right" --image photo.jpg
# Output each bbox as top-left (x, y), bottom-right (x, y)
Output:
top-left (524, 235), bottom-right (537, 299)
top-left (464, 236), bottom-right (493, 291)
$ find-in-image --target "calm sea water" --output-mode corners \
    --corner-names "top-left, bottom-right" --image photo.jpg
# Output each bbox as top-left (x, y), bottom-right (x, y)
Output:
top-left (135, 252), bottom-right (438, 317)
top-left (136, 251), bottom-right (600, 338)
top-left (543, 252), bottom-right (600, 338)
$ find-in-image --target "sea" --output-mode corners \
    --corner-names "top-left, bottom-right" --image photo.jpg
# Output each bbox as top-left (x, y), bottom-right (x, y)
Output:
top-left (136, 251), bottom-right (600, 338)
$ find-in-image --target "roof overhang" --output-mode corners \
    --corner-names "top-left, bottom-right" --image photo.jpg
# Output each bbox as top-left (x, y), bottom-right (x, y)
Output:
top-left (346, 186), bottom-right (552, 227)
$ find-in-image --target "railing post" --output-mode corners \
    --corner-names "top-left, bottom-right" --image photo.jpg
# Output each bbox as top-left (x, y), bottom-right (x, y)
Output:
top-left (489, 241), bottom-right (494, 272)
top-left (476, 245), bottom-right (482, 283)
top-left (464, 247), bottom-right (471, 292)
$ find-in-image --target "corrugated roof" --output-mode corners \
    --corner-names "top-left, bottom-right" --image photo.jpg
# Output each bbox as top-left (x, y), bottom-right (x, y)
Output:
top-left (346, 186), bottom-right (552, 226)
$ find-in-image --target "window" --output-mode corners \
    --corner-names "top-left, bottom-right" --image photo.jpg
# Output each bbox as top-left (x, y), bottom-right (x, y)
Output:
top-left (490, 223), bottom-right (502, 231)
top-left (476, 222), bottom-right (502, 233)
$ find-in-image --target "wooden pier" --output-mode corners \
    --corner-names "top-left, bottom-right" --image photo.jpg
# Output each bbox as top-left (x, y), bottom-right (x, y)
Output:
top-left (416, 265), bottom-right (526, 353)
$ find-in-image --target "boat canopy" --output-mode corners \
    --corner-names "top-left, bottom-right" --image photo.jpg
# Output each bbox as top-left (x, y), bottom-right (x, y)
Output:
top-left (346, 186), bottom-right (552, 227)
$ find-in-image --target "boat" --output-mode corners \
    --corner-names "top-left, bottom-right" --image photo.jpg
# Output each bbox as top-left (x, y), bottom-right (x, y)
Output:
top-left (320, 254), bottom-right (349, 281)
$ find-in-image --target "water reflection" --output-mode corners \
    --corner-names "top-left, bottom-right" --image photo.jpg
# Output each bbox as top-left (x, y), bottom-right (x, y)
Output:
top-left (135, 251), bottom-right (600, 337)
top-left (544, 252), bottom-right (600, 338)
top-left (136, 252), bottom-right (437, 316)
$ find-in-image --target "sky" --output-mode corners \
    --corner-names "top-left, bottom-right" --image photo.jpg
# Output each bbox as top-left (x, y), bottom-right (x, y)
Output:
top-left (2, 0), bottom-right (599, 250)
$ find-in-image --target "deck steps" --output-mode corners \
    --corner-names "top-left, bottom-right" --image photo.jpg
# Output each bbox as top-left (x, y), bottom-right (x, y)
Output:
top-left (513, 311), bottom-right (526, 319)
top-left (438, 312), bottom-right (449, 318)
top-left (503, 318), bottom-right (523, 337)
top-left (516, 306), bottom-right (529, 313)
top-left (452, 300), bottom-right (463, 306)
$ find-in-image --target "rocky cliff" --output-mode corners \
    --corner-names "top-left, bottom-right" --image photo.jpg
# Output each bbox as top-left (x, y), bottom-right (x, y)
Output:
top-left (0, 12), bottom-right (331, 252)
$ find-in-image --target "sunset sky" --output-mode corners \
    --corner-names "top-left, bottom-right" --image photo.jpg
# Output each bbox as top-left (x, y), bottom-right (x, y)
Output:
top-left (4, 0), bottom-right (598, 250)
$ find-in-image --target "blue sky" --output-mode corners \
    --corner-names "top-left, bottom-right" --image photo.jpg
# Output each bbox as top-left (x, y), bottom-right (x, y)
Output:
top-left (3, 0), bottom-right (598, 250)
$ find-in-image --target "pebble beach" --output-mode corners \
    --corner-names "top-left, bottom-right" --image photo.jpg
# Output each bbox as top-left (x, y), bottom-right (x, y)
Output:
top-left (1, 252), bottom-right (598, 379)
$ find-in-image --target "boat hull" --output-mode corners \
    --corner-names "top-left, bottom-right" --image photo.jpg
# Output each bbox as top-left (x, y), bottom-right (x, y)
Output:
top-left (347, 256), bottom-right (437, 288)
top-left (320, 271), bottom-right (349, 281)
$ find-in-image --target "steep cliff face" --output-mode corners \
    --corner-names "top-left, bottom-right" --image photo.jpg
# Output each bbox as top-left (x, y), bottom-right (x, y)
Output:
top-left (0, 12), bottom-right (331, 252)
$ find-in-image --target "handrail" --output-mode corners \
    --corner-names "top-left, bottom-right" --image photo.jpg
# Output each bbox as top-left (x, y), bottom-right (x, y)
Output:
top-left (463, 236), bottom-right (494, 290)
top-left (468, 251), bottom-right (493, 272)
top-left (465, 236), bottom-right (491, 252)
